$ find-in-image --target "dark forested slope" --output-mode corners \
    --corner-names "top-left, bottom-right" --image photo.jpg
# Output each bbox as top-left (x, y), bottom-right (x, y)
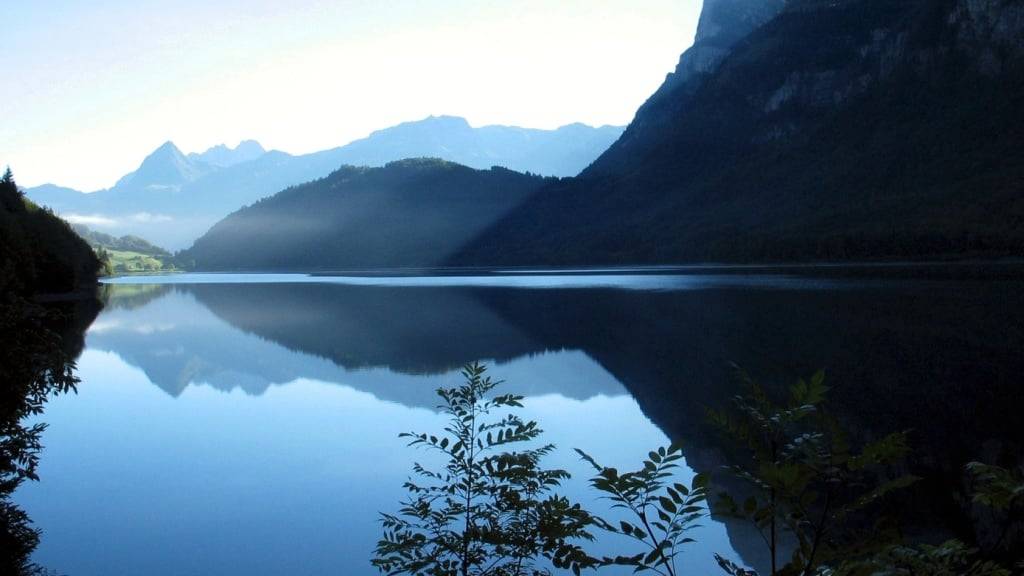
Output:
top-left (0, 169), bottom-right (100, 295)
top-left (179, 159), bottom-right (552, 270)
top-left (451, 0), bottom-right (1024, 265)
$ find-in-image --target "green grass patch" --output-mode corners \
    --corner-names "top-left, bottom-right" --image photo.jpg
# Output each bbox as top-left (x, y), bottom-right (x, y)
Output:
top-left (104, 249), bottom-right (174, 273)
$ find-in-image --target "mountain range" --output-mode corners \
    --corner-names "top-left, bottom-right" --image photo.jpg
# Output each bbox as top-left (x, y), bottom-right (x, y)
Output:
top-left (27, 0), bottom-right (1024, 268)
top-left (25, 117), bottom-right (623, 249)
top-left (180, 0), bottom-right (1024, 270)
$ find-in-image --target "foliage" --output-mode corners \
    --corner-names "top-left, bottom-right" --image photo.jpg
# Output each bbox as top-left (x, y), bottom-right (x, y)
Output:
top-left (373, 362), bottom-right (1023, 575)
top-left (372, 362), bottom-right (595, 576)
top-left (0, 500), bottom-right (41, 576)
top-left (0, 300), bottom-right (78, 490)
top-left (0, 292), bottom-right (81, 574)
top-left (0, 167), bottom-right (98, 573)
top-left (829, 539), bottom-right (1013, 576)
top-left (825, 463), bottom-right (1024, 574)
top-left (72, 224), bottom-right (175, 274)
top-left (102, 249), bottom-right (173, 273)
top-left (707, 369), bottom-right (918, 576)
top-left (965, 462), bottom-right (1024, 561)
top-left (967, 462), bottom-right (1024, 513)
top-left (575, 444), bottom-right (709, 576)
top-left (71, 224), bottom-right (170, 257)
top-left (1, 167), bottom-right (22, 209)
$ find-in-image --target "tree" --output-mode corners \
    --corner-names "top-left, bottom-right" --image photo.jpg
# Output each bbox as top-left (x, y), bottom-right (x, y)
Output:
top-left (0, 166), bottom-right (23, 212)
top-left (373, 362), bottom-right (595, 576)
top-left (575, 444), bottom-right (710, 576)
top-left (374, 364), bottom-right (1019, 576)
top-left (829, 463), bottom-right (1024, 576)
top-left (707, 369), bottom-right (918, 576)
top-left (965, 462), bottom-right (1024, 562)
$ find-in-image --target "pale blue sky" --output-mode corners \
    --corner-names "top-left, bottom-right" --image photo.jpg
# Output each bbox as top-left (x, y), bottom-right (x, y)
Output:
top-left (1, 1), bottom-right (701, 190)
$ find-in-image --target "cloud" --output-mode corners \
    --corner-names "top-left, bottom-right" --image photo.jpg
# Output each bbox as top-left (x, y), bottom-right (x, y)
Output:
top-left (129, 212), bottom-right (173, 223)
top-left (133, 322), bottom-right (178, 334)
top-left (63, 211), bottom-right (174, 227)
top-left (65, 213), bottom-right (118, 227)
top-left (86, 318), bottom-right (177, 335)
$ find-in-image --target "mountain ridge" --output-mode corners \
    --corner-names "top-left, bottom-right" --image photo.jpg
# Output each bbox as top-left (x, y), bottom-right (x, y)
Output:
top-left (26, 117), bottom-right (623, 249)
top-left (188, 140), bottom-right (267, 168)
top-left (447, 0), bottom-right (1024, 266)
top-left (113, 141), bottom-right (212, 191)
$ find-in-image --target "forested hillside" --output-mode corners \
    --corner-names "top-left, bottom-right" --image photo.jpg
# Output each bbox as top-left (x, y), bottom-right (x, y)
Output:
top-left (0, 168), bottom-right (100, 294)
top-left (179, 159), bottom-right (552, 270)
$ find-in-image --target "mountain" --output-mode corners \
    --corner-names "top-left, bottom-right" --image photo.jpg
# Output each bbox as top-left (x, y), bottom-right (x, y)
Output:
top-left (178, 159), bottom-right (552, 270)
top-left (587, 0), bottom-right (787, 180)
top-left (188, 140), bottom-right (266, 167)
top-left (113, 141), bottom-right (212, 190)
top-left (25, 118), bottom-right (623, 250)
top-left (448, 0), bottom-right (1024, 265)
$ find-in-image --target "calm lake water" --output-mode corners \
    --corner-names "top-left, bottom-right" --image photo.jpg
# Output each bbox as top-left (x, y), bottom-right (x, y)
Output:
top-left (15, 267), bottom-right (1024, 575)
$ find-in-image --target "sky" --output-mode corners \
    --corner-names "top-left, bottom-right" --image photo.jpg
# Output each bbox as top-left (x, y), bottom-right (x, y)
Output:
top-left (1, 0), bottom-right (702, 191)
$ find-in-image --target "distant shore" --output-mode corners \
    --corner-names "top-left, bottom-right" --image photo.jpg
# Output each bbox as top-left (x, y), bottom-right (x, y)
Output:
top-left (96, 259), bottom-right (1024, 284)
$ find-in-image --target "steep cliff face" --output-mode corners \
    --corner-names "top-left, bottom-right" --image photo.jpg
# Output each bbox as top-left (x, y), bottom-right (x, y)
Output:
top-left (453, 0), bottom-right (1024, 265)
top-left (587, 0), bottom-right (787, 178)
top-left (665, 0), bottom-right (789, 91)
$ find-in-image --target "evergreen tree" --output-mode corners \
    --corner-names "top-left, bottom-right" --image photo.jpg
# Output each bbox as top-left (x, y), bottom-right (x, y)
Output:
top-left (0, 166), bottom-right (23, 212)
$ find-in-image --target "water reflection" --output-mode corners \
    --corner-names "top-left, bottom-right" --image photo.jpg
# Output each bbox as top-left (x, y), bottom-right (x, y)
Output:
top-left (170, 276), bottom-right (1024, 471)
top-left (18, 281), bottom-right (750, 575)
top-left (17, 270), bottom-right (1024, 575)
top-left (86, 287), bottom-right (626, 402)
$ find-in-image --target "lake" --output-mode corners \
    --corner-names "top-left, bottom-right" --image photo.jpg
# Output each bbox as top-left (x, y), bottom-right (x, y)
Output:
top-left (15, 266), bottom-right (1024, 575)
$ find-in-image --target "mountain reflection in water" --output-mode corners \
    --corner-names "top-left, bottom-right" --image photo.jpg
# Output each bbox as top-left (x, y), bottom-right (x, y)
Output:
top-left (16, 269), bottom-right (1024, 575)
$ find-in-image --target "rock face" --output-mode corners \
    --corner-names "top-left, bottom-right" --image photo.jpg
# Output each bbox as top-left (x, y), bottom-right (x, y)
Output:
top-left (452, 0), bottom-right (1024, 265)
top-left (673, 0), bottom-right (788, 86)
top-left (738, 0), bottom-right (1024, 124)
